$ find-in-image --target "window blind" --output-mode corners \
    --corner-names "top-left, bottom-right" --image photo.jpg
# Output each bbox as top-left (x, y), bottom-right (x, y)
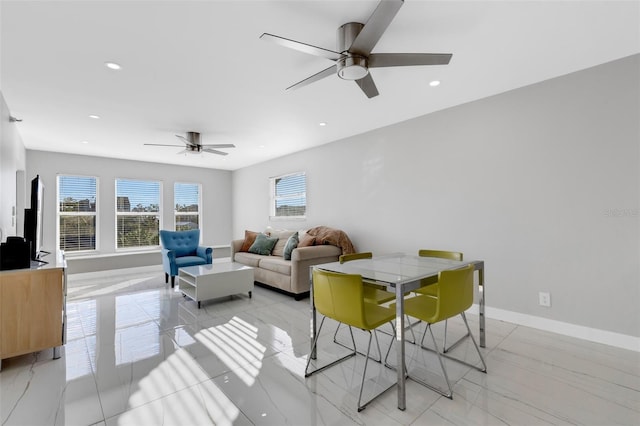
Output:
top-left (174, 182), bottom-right (200, 231)
top-left (115, 179), bottom-right (161, 249)
top-left (271, 172), bottom-right (306, 218)
top-left (58, 175), bottom-right (97, 252)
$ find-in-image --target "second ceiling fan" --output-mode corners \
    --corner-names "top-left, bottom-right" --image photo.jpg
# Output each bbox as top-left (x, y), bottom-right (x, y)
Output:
top-left (260, 0), bottom-right (452, 98)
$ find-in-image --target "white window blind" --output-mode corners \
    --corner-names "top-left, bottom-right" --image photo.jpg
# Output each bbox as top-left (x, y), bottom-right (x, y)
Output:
top-left (174, 182), bottom-right (201, 231)
top-left (270, 172), bottom-right (306, 219)
top-left (115, 179), bottom-right (161, 249)
top-left (58, 175), bottom-right (97, 252)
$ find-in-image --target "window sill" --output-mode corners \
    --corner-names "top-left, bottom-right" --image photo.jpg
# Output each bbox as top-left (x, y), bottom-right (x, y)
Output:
top-left (66, 249), bottom-right (160, 260)
top-left (269, 216), bottom-right (307, 221)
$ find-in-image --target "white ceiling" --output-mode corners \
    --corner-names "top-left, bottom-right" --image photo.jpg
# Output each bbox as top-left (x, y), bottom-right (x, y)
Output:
top-left (2, 0), bottom-right (639, 171)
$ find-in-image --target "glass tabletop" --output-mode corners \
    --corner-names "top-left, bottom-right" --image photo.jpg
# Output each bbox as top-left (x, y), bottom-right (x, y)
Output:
top-left (315, 253), bottom-right (469, 287)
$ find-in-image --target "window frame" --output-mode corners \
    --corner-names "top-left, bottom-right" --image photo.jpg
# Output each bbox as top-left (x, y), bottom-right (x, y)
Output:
top-left (269, 171), bottom-right (307, 221)
top-left (174, 182), bottom-right (202, 234)
top-left (115, 178), bottom-right (163, 251)
top-left (56, 174), bottom-right (99, 254)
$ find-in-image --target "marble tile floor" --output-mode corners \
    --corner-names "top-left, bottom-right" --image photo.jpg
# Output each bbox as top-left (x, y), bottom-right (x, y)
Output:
top-left (1, 266), bottom-right (638, 426)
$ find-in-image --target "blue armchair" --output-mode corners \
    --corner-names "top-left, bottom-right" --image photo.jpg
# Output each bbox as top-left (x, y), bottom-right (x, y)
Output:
top-left (160, 229), bottom-right (213, 288)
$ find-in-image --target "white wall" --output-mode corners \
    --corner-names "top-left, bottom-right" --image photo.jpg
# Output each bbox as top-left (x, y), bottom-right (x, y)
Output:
top-left (233, 55), bottom-right (640, 340)
top-left (0, 91), bottom-right (26, 242)
top-left (27, 151), bottom-right (232, 271)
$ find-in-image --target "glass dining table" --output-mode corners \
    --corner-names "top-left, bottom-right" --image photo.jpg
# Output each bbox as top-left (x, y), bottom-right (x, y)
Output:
top-left (311, 253), bottom-right (485, 410)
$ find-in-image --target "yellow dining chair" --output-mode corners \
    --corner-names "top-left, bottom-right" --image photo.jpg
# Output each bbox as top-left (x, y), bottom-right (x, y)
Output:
top-left (416, 249), bottom-right (465, 353)
top-left (339, 252), bottom-right (395, 304)
top-left (306, 270), bottom-right (397, 411)
top-left (334, 252), bottom-right (397, 358)
top-left (388, 265), bottom-right (486, 399)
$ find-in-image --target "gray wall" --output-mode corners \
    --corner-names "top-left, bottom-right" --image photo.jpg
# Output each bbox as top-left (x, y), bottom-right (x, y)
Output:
top-left (0, 91), bottom-right (26, 242)
top-left (232, 55), bottom-right (640, 339)
top-left (27, 151), bottom-right (232, 272)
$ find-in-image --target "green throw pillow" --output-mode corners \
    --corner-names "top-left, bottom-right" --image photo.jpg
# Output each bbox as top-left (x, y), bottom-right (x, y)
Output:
top-left (248, 233), bottom-right (279, 255)
top-left (283, 232), bottom-right (299, 260)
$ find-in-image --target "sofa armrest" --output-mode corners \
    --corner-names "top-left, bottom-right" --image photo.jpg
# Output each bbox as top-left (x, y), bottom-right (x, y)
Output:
top-left (196, 246), bottom-right (213, 263)
top-left (291, 245), bottom-right (342, 261)
top-left (230, 239), bottom-right (244, 261)
top-left (290, 245), bottom-right (342, 294)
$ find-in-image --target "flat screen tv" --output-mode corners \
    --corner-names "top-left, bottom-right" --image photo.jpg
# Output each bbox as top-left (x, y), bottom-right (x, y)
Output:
top-left (24, 174), bottom-right (48, 263)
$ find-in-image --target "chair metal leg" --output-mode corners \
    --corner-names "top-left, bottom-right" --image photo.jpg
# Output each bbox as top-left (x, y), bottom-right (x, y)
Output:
top-left (358, 323), bottom-right (397, 412)
top-left (334, 323), bottom-right (384, 363)
top-left (460, 312), bottom-right (487, 373)
top-left (442, 318), bottom-right (471, 354)
top-left (406, 315), bottom-right (417, 345)
top-left (383, 322), bottom-right (408, 377)
top-left (418, 313), bottom-right (487, 373)
top-left (306, 317), bottom-right (356, 378)
top-left (410, 323), bottom-right (453, 399)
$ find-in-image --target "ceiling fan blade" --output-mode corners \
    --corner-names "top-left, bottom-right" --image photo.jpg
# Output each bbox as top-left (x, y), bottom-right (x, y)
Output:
top-left (260, 33), bottom-right (343, 61)
top-left (286, 64), bottom-right (337, 92)
top-left (175, 135), bottom-right (194, 146)
top-left (349, 0), bottom-right (404, 56)
top-left (203, 148), bottom-right (229, 156)
top-left (201, 144), bottom-right (236, 149)
top-left (144, 143), bottom-right (184, 147)
top-left (369, 53), bottom-right (452, 68)
top-left (355, 73), bottom-right (379, 98)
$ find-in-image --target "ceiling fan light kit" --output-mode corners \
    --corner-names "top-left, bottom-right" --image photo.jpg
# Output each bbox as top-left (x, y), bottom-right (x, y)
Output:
top-left (260, 0), bottom-right (452, 98)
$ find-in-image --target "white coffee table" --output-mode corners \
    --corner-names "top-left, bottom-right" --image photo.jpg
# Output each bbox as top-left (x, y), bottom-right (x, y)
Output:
top-left (178, 262), bottom-right (254, 308)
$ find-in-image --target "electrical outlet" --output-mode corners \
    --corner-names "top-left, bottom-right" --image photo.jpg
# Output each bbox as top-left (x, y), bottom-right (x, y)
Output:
top-left (538, 292), bottom-right (551, 307)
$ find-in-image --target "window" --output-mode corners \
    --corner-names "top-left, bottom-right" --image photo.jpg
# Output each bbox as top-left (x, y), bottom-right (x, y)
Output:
top-left (116, 179), bottom-right (161, 249)
top-left (57, 175), bottom-right (97, 252)
top-left (270, 172), bottom-right (306, 219)
top-left (174, 182), bottom-right (201, 231)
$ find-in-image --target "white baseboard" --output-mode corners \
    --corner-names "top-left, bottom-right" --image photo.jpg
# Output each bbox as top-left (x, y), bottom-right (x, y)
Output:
top-left (469, 304), bottom-right (640, 353)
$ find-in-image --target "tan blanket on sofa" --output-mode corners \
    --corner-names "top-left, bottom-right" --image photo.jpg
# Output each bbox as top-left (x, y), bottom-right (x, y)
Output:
top-left (306, 226), bottom-right (355, 255)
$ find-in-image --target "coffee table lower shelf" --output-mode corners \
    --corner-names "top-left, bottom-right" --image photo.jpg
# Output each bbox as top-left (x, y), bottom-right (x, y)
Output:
top-left (178, 263), bottom-right (254, 308)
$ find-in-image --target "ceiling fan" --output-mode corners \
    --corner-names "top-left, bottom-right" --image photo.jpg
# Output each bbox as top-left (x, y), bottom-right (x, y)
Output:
top-left (144, 132), bottom-right (235, 156)
top-left (260, 0), bottom-right (452, 98)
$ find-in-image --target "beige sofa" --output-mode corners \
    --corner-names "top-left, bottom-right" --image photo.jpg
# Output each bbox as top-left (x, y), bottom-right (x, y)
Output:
top-left (231, 232), bottom-right (342, 300)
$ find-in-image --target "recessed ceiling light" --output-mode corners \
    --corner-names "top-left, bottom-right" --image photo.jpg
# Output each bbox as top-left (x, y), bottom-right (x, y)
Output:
top-left (88, 114), bottom-right (100, 119)
top-left (81, 140), bottom-right (89, 144)
top-left (258, 145), bottom-right (265, 148)
top-left (429, 80), bottom-right (441, 87)
top-left (104, 61), bottom-right (122, 70)
top-left (319, 122), bottom-right (327, 126)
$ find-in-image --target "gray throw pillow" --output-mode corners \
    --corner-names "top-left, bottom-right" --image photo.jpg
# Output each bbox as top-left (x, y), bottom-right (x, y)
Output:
top-left (248, 233), bottom-right (279, 255)
top-left (283, 232), bottom-right (299, 260)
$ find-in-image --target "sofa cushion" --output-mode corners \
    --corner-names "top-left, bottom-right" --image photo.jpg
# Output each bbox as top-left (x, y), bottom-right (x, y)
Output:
top-left (283, 232), bottom-right (299, 260)
top-left (259, 257), bottom-right (292, 276)
top-left (234, 251), bottom-right (263, 267)
top-left (248, 233), bottom-right (279, 255)
top-left (240, 230), bottom-right (260, 252)
top-left (270, 230), bottom-right (296, 257)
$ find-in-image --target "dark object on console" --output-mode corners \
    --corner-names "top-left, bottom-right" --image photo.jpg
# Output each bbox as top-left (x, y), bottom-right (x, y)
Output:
top-left (0, 237), bottom-right (31, 270)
